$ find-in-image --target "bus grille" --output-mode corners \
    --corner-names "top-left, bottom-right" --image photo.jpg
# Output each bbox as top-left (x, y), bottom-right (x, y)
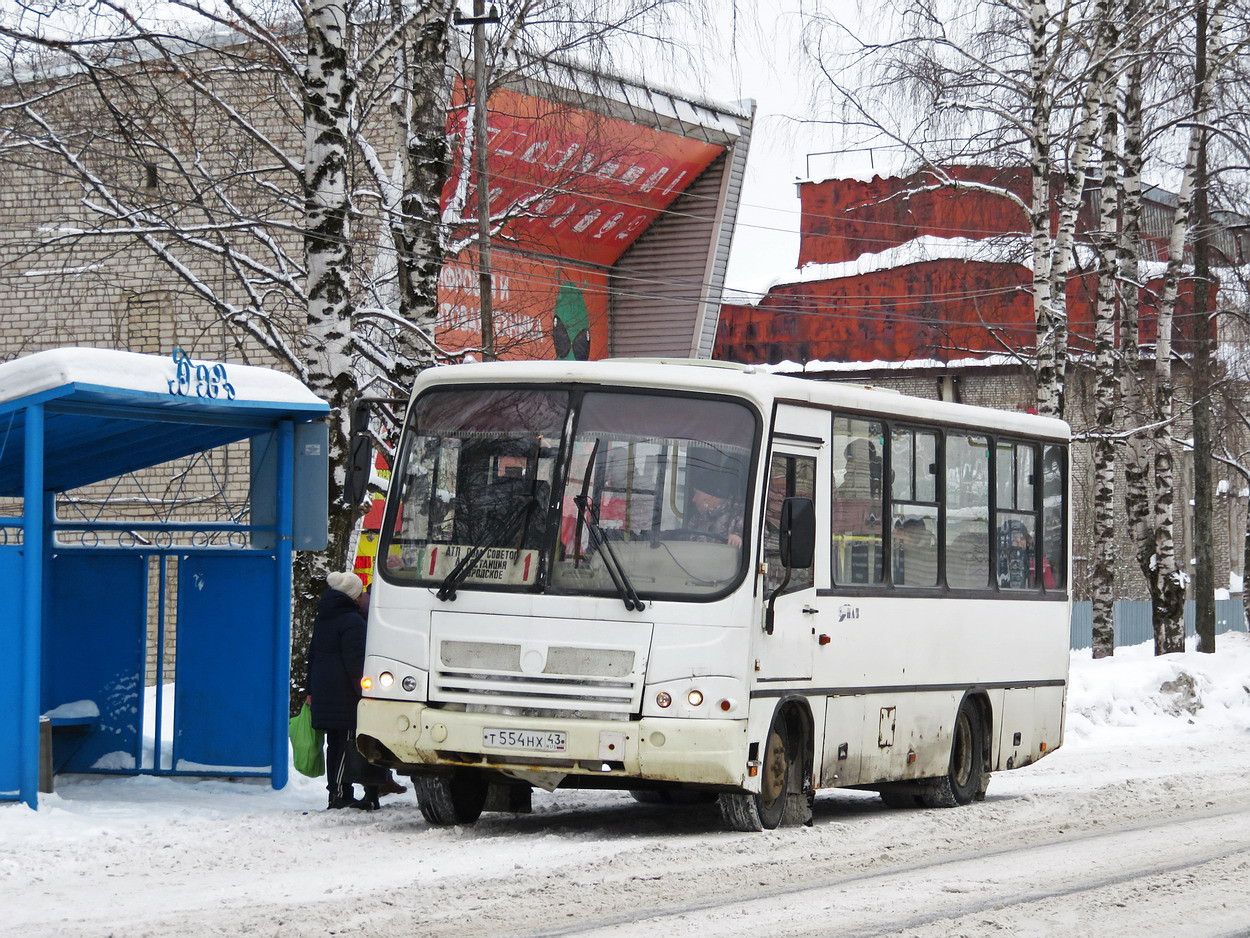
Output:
top-left (431, 640), bottom-right (643, 715)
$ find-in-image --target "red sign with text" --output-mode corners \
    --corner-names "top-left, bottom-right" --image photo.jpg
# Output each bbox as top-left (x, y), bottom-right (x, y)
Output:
top-left (437, 86), bottom-right (724, 359)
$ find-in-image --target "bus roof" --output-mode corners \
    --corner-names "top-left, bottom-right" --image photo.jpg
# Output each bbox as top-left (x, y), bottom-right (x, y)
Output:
top-left (413, 359), bottom-right (1071, 441)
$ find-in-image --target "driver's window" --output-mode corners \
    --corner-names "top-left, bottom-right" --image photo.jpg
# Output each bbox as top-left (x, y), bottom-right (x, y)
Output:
top-left (763, 453), bottom-right (816, 594)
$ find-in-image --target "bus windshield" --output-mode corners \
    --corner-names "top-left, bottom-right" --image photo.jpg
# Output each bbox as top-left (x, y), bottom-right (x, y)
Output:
top-left (380, 386), bottom-right (758, 601)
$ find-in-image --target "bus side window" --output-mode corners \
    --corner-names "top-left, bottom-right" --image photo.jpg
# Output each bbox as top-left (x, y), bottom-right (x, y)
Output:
top-left (945, 433), bottom-right (990, 589)
top-left (831, 416), bottom-right (885, 584)
top-left (764, 453), bottom-right (816, 593)
top-left (891, 427), bottom-right (938, 588)
top-left (996, 441), bottom-right (1041, 589)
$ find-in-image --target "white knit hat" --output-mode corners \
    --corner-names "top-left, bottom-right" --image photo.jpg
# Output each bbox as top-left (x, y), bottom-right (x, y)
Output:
top-left (326, 571), bottom-right (363, 600)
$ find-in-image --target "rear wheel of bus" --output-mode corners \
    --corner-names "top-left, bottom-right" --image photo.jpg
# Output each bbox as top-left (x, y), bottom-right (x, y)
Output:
top-left (919, 696), bottom-right (988, 807)
top-left (415, 769), bottom-right (488, 825)
top-left (881, 696), bottom-right (988, 809)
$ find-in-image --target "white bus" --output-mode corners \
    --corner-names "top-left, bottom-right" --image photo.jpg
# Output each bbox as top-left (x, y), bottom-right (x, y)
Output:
top-left (356, 359), bottom-right (1070, 830)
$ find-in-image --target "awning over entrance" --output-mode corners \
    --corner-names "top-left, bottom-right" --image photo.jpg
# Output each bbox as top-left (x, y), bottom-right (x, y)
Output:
top-left (0, 347), bottom-right (326, 494)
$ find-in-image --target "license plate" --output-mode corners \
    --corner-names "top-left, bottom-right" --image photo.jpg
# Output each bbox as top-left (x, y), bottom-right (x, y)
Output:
top-left (482, 728), bottom-right (567, 752)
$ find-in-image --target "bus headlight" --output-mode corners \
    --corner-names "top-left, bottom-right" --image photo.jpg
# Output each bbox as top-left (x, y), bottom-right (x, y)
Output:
top-left (687, 690), bottom-right (704, 707)
top-left (401, 676), bottom-right (418, 692)
top-left (656, 691), bottom-right (672, 708)
top-left (379, 671), bottom-right (395, 688)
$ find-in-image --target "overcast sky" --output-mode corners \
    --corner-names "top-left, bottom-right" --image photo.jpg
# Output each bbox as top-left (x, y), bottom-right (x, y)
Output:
top-left (674, 1), bottom-right (885, 298)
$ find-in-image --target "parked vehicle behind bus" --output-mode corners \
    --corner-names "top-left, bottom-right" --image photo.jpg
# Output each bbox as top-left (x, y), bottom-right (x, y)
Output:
top-left (355, 360), bottom-right (1071, 830)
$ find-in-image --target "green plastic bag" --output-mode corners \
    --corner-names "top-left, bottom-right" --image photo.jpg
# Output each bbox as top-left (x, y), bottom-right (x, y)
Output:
top-left (289, 702), bottom-right (325, 778)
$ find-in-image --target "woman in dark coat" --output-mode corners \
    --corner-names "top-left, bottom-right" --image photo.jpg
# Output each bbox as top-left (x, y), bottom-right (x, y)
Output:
top-left (308, 571), bottom-right (384, 809)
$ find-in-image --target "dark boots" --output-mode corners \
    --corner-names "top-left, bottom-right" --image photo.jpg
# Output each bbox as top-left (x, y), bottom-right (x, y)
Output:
top-left (350, 786), bottom-right (380, 811)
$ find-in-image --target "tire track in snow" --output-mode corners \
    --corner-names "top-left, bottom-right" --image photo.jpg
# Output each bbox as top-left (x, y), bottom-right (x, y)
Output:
top-left (518, 801), bottom-right (1250, 938)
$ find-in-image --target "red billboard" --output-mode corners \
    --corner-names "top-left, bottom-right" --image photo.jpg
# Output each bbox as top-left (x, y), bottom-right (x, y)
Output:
top-left (437, 86), bottom-right (725, 360)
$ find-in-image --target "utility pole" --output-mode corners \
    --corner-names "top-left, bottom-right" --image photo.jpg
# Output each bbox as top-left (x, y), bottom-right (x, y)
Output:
top-left (455, 1), bottom-right (501, 360)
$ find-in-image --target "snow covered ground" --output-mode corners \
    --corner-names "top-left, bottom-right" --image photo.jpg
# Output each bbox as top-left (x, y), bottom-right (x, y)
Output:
top-left (4, 634), bottom-right (1250, 937)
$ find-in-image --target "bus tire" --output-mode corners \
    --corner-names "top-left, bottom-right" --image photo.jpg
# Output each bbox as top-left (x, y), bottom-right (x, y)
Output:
top-left (718, 719), bottom-right (795, 831)
top-left (919, 698), bottom-right (986, 808)
top-left (415, 770), bottom-right (488, 825)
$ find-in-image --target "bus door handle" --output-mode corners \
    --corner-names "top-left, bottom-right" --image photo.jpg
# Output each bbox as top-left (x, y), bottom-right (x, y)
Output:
top-left (803, 605), bottom-right (819, 615)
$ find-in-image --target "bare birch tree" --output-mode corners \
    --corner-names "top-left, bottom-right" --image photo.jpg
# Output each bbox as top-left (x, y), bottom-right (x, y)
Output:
top-left (1120, 0), bottom-right (1231, 655)
top-left (804, 0), bottom-right (1129, 420)
top-left (0, 0), bottom-right (703, 706)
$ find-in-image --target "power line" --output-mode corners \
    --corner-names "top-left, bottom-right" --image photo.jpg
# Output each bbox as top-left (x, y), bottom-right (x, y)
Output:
top-left (0, 140), bottom-right (1232, 329)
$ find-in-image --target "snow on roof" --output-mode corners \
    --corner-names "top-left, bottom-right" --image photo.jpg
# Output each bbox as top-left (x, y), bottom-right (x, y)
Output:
top-left (510, 51), bottom-right (752, 144)
top-left (786, 236), bottom-right (1035, 286)
top-left (0, 348), bottom-right (325, 409)
top-left (801, 155), bottom-right (919, 186)
top-left (758, 354), bottom-right (1027, 376)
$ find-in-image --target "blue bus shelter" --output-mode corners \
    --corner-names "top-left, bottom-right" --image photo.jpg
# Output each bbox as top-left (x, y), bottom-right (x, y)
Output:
top-left (0, 348), bottom-right (329, 809)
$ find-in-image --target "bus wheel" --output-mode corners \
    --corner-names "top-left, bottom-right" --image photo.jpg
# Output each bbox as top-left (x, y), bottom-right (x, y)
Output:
top-left (415, 770), bottom-right (488, 825)
top-left (919, 699), bottom-right (986, 808)
top-left (718, 722), bottom-right (794, 831)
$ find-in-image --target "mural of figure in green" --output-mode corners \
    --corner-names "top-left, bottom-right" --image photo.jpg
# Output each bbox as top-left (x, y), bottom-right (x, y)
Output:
top-left (552, 276), bottom-right (591, 360)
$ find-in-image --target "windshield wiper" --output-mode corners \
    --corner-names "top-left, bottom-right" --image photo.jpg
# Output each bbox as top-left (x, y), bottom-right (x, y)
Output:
top-left (573, 494), bottom-right (644, 612)
top-left (436, 495), bottom-right (538, 602)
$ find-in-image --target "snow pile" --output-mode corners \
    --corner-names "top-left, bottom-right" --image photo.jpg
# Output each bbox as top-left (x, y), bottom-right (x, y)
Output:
top-left (1065, 631), bottom-right (1250, 738)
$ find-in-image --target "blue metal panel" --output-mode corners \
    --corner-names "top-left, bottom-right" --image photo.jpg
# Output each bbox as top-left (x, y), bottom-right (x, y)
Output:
top-left (0, 547), bottom-right (24, 800)
top-left (249, 432), bottom-right (278, 551)
top-left (294, 421), bottom-right (329, 552)
top-left (20, 404), bottom-right (44, 808)
top-left (1070, 598), bottom-right (1249, 650)
top-left (1069, 601), bottom-right (1093, 649)
top-left (272, 422), bottom-right (295, 789)
top-left (250, 422), bottom-right (328, 553)
top-left (44, 552), bottom-right (147, 774)
top-left (174, 554), bottom-right (276, 772)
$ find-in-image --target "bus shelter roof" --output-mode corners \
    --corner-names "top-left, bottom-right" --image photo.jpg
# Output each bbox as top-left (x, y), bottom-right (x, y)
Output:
top-left (0, 348), bottom-right (328, 495)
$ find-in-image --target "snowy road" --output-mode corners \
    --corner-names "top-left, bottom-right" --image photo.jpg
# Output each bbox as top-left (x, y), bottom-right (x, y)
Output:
top-left (4, 638), bottom-right (1250, 937)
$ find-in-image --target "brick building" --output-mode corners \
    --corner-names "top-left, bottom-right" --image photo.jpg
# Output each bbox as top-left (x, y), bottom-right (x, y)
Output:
top-left (0, 38), bottom-right (751, 671)
top-left (715, 166), bottom-right (1250, 602)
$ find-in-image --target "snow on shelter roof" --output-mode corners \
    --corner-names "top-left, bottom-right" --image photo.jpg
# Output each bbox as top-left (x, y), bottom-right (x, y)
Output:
top-left (0, 348), bottom-right (327, 496)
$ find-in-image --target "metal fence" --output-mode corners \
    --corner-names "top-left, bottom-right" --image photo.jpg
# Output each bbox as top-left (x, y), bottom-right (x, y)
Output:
top-left (1070, 599), bottom-right (1248, 650)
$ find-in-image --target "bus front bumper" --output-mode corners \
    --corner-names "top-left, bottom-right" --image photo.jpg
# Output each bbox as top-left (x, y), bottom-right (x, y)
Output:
top-left (356, 698), bottom-right (749, 788)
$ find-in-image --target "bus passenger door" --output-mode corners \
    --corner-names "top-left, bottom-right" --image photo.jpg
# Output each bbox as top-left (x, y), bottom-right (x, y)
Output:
top-left (756, 442), bottom-right (823, 683)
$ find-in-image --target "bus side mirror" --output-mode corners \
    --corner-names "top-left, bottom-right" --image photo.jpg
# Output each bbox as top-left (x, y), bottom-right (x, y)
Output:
top-left (779, 496), bottom-right (815, 568)
top-left (345, 399), bottom-right (373, 508)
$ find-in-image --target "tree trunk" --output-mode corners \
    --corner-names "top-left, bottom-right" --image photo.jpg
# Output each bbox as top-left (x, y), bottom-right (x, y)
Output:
top-left (1145, 0), bottom-right (1225, 656)
top-left (1191, 0), bottom-right (1216, 654)
top-left (1119, 50), bottom-right (1157, 647)
top-left (292, 0), bottom-right (360, 715)
top-left (1243, 499), bottom-right (1250, 639)
top-left (391, 2), bottom-right (454, 390)
top-left (1091, 72), bottom-right (1120, 659)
